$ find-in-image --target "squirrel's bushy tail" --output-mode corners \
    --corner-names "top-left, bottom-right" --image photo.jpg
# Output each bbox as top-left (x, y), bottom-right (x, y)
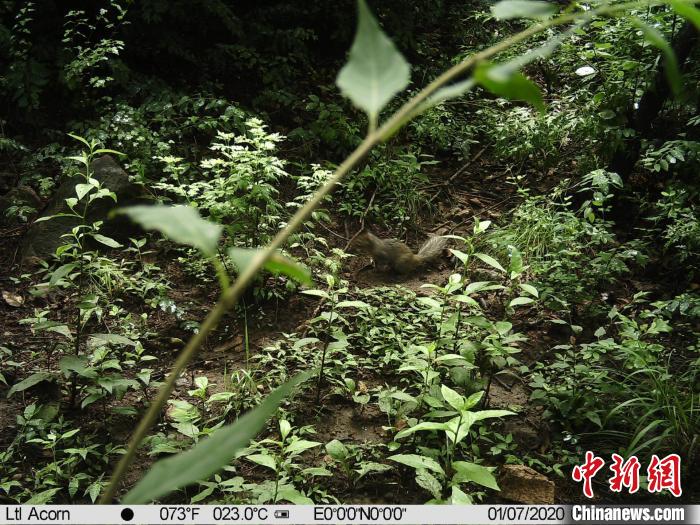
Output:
top-left (416, 235), bottom-right (448, 263)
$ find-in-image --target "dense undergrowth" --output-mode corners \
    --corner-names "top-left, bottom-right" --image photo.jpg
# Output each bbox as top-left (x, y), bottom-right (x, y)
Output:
top-left (0, 0), bottom-right (698, 505)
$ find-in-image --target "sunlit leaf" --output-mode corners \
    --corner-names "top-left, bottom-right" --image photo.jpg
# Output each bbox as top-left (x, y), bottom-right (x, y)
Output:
top-left (491, 0), bottom-right (556, 20)
top-left (122, 371), bottom-right (313, 503)
top-left (474, 253), bottom-right (506, 273)
top-left (7, 372), bottom-right (54, 398)
top-left (228, 248), bottom-right (312, 286)
top-left (388, 454), bottom-right (445, 475)
top-left (452, 461), bottom-right (500, 490)
top-left (117, 205), bottom-right (222, 256)
top-left (475, 62), bottom-right (544, 112)
top-left (336, 0), bottom-right (410, 127)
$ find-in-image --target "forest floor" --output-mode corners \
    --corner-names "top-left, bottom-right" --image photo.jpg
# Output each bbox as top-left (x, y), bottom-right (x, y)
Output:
top-left (1, 154), bottom-right (697, 505)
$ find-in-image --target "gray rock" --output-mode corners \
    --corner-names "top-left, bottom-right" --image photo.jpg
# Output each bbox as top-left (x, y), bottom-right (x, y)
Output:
top-left (0, 186), bottom-right (42, 225)
top-left (21, 155), bottom-right (146, 264)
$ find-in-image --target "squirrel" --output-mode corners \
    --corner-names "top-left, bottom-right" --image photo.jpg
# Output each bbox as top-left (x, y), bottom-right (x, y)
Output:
top-left (349, 229), bottom-right (448, 274)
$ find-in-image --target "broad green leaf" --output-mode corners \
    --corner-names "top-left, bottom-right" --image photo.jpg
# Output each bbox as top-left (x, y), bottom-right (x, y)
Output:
top-left (355, 462), bottom-right (392, 480)
top-left (279, 420), bottom-right (291, 440)
top-left (92, 234), bottom-right (122, 248)
top-left (246, 454), bottom-right (277, 471)
top-left (633, 18), bottom-right (682, 97)
top-left (388, 454), bottom-right (445, 475)
top-left (475, 62), bottom-right (544, 112)
top-left (93, 148), bottom-right (125, 157)
top-left (325, 439), bottom-right (349, 460)
top-left (491, 0), bottom-right (556, 20)
top-left (445, 414), bottom-right (476, 444)
top-left (509, 296), bottom-right (535, 307)
top-left (474, 253), bottom-right (506, 273)
top-left (336, 0), bottom-right (410, 126)
top-left (276, 486), bottom-right (313, 505)
top-left (452, 461), bottom-right (500, 490)
top-left (228, 248), bottom-right (311, 286)
top-left (7, 372), bottom-right (54, 398)
top-left (68, 133), bottom-right (90, 148)
top-left (450, 249), bottom-right (470, 266)
top-left (670, 1), bottom-right (700, 31)
top-left (336, 300), bottom-right (371, 309)
top-left (27, 487), bottom-right (62, 504)
top-left (519, 283), bottom-right (539, 298)
top-left (450, 485), bottom-right (473, 504)
top-left (463, 391), bottom-right (484, 411)
top-left (118, 205), bottom-right (222, 256)
top-left (301, 289), bottom-right (329, 299)
top-left (416, 468), bottom-right (442, 499)
top-left (285, 439), bottom-right (322, 455)
top-left (89, 333), bottom-right (137, 347)
top-left (75, 183), bottom-right (94, 201)
top-left (122, 371), bottom-right (313, 503)
top-left (59, 356), bottom-right (96, 379)
top-left (395, 421), bottom-right (446, 440)
top-left (441, 385), bottom-right (465, 411)
top-left (473, 409), bottom-right (515, 421)
top-left (49, 263), bottom-right (78, 287)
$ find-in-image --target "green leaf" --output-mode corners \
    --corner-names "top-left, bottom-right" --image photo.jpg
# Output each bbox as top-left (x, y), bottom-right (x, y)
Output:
top-left (93, 148), bottom-right (125, 157)
top-left (475, 62), bottom-right (544, 112)
top-left (491, 0), bottom-right (556, 20)
top-left (632, 18), bottom-right (682, 97)
top-left (68, 133), bottom-right (91, 149)
top-left (509, 296), bottom-right (535, 307)
top-left (450, 485), bottom-right (473, 504)
top-left (228, 248), bottom-right (312, 286)
top-left (118, 205), bottom-right (222, 256)
top-left (122, 371), bottom-right (313, 503)
top-left (441, 385), bottom-right (465, 411)
top-left (285, 439), bottom-right (322, 455)
top-left (473, 409), bottom-right (515, 422)
top-left (355, 462), bottom-right (391, 480)
top-left (92, 234), bottom-right (122, 248)
top-left (246, 454), bottom-right (278, 471)
top-left (279, 419), bottom-right (291, 440)
top-left (27, 487), bottom-right (62, 504)
top-left (7, 372), bottom-right (53, 398)
top-left (450, 249), bottom-right (470, 266)
top-left (518, 283), bottom-right (539, 298)
top-left (388, 454), bottom-right (445, 475)
top-left (452, 461), bottom-right (500, 490)
top-left (325, 439), bottom-right (349, 460)
top-left (474, 253), bottom-right (506, 273)
top-left (336, 0), bottom-right (410, 126)
top-left (670, 1), bottom-right (700, 31)
top-left (395, 421), bottom-right (447, 440)
top-left (416, 468), bottom-right (443, 499)
top-left (88, 333), bottom-right (137, 347)
top-left (463, 391), bottom-right (484, 411)
top-left (59, 355), bottom-right (97, 379)
top-left (75, 183), bottom-right (94, 201)
top-left (49, 263), bottom-right (78, 287)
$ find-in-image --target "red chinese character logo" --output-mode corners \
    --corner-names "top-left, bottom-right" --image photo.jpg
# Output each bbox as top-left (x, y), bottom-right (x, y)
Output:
top-left (572, 451), bottom-right (605, 498)
top-left (647, 454), bottom-right (682, 497)
top-left (609, 453), bottom-right (640, 493)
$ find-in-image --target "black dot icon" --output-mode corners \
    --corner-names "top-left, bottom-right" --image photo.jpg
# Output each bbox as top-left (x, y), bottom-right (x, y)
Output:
top-left (121, 508), bottom-right (134, 521)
